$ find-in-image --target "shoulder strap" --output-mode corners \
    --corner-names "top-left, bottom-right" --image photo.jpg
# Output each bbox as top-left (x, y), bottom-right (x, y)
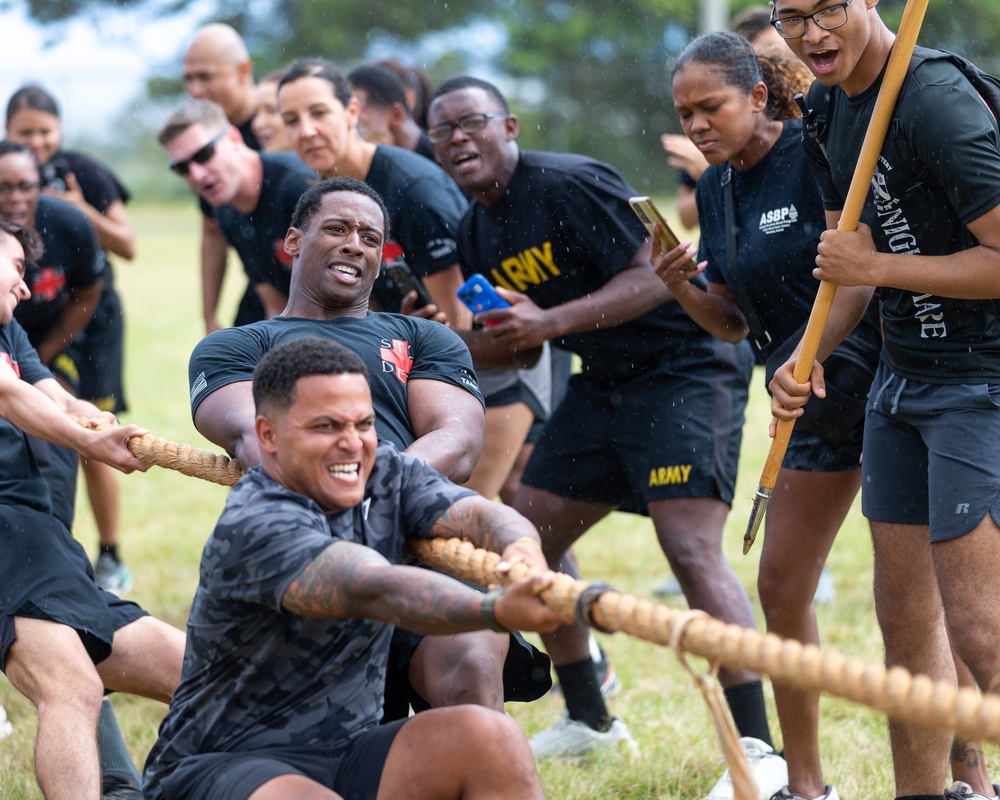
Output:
top-left (721, 165), bottom-right (772, 354)
top-left (909, 46), bottom-right (1000, 123)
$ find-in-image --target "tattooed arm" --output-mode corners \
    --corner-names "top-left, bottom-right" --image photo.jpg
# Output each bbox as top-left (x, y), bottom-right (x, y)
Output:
top-left (429, 494), bottom-right (548, 574)
top-left (281, 539), bottom-right (568, 633)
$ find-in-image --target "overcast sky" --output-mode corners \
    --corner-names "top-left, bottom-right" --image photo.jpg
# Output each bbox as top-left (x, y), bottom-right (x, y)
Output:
top-left (0, 3), bottom-right (208, 142)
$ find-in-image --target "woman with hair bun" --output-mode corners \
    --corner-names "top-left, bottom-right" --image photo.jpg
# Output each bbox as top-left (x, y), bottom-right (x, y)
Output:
top-left (657, 32), bottom-right (869, 800)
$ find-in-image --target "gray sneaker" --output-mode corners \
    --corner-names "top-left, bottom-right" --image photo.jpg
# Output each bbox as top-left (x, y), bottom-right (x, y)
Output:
top-left (94, 553), bottom-right (133, 598)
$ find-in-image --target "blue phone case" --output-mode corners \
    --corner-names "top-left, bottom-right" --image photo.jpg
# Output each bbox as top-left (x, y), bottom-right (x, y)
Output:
top-left (457, 274), bottom-right (510, 315)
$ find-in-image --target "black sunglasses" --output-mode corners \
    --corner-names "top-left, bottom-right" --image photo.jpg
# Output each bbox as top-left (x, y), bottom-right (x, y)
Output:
top-left (168, 129), bottom-right (227, 176)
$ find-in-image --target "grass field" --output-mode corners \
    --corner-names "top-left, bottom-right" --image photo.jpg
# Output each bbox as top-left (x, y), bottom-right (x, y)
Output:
top-left (0, 203), bottom-right (984, 798)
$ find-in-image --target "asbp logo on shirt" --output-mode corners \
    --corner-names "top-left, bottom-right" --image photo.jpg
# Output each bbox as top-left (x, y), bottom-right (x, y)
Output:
top-left (758, 205), bottom-right (799, 235)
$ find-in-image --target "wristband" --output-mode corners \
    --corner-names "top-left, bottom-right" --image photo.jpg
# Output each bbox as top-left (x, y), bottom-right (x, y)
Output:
top-left (479, 587), bottom-right (509, 633)
top-left (513, 536), bottom-right (543, 552)
top-left (575, 581), bottom-right (616, 634)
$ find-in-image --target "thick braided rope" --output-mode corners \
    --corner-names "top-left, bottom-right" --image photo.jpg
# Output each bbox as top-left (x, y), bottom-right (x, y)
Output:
top-left (411, 537), bottom-right (1000, 745)
top-left (73, 418), bottom-right (244, 487)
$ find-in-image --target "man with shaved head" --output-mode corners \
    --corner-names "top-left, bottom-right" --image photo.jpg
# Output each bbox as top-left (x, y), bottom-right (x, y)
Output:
top-left (182, 23), bottom-right (266, 331)
top-left (183, 23), bottom-right (259, 150)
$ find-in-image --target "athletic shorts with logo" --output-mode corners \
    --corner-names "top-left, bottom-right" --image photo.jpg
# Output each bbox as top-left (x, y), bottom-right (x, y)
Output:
top-left (522, 339), bottom-right (753, 513)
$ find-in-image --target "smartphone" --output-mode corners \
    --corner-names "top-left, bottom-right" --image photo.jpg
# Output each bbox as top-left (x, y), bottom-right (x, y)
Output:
top-left (457, 274), bottom-right (509, 322)
top-left (383, 260), bottom-right (433, 310)
top-left (39, 157), bottom-right (72, 192)
top-left (630, 195), bottom-right (704, 283)
top-left (629, 196), bottom-right (686, 252)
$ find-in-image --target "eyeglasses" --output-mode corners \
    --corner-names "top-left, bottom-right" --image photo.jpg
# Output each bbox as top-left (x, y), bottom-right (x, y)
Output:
top-left (168, 129), bottom-right (226, 176)
top-left (427, 113), bottom-right (510, 144)
top-left (0, 181), bottom-right (40, 198)
top-left (770, 0), bottom-right (853, 39)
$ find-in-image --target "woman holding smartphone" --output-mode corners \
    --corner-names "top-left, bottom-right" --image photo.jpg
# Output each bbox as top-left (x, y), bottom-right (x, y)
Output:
top-left (5, 85), bottom-right (136, 597)
top-left (656, 34), bottom-right (865, 800)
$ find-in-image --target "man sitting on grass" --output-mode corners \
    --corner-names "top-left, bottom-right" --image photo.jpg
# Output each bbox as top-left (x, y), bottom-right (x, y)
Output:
top-left (145, 336), bottom-right (568, 800)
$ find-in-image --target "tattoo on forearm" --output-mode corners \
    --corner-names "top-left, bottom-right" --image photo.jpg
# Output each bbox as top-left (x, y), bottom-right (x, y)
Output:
top-left (432, 495), bottom-right (535, 553)
top-left (951, 738), bottom-right (983, 769)
top-left (283, 542), bottom-right (373, 617)
top-left (283, 542), bottom-right (485, 634)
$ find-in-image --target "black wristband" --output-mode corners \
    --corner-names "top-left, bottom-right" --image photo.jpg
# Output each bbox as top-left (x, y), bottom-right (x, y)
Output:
top-left (479, 587), bottom-right (509, 633)
top-left (575, 581), bottom-right (616, 634)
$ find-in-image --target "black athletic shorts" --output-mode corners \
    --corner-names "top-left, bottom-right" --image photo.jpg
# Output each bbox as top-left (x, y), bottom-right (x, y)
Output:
top-left (782, 418), bottom-right (864, 472)
top-left (52, 284), bottom-right (127, 414)
top-left (0, 502), bottom-right (147, 671)
top-left (381, 625), bottom-right (552, 721)
top-left (156, 719), bottom-right (408, 800)
top-left (522, 340), bottom-right (752, 513)
top-left (484, 380), bottom-right (547, 422)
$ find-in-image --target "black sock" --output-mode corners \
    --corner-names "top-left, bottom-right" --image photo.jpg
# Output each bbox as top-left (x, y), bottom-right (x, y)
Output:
top-left (98, 698), bottom-right (142, 791)
top-left (723, 680), bottom-right (773, 747)
top-left (555, 659), bottom-right (612, 732)
top-left (100, 544), bottom-right (119, 561)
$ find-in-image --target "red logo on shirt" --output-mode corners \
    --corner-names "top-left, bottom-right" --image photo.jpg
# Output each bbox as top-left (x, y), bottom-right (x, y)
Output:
top-left (1, 352), bottom-right (21, 378)
top-left (30, 267), bottom-right (66, 302)
top-left (273, 238), bottom-right (293, 268)
top-left (380, 338), bottom-right (413, 385)
top-left (382, 241), bottom-right (404, 265)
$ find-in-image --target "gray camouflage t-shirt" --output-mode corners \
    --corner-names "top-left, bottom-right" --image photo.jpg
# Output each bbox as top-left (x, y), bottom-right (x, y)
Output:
top-left (143, 442), bottom-right (475, 796)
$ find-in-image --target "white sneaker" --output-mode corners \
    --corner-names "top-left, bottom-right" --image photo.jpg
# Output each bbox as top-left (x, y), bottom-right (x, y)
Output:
top-left (0, 704), bottom-right (12, 740)
top-left (705, 737), bottom-right (788, 800)
top-left (945, 780), bottom-right (1000, 800)
top-left (529, 712), bottom-right (637, 759)
top-left (769, 785), bottom-right (841, 800)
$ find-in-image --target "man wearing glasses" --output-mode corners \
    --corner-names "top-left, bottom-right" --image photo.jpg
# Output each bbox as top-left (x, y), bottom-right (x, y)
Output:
top-left (426, 78), bottom-right (785, 796)
top-left (157, 99), bottom-right (314, 323)
top-left (767, 2), bottom-right (1000, 799)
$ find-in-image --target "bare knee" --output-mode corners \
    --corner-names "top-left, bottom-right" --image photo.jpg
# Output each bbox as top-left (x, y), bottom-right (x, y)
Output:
top-left (757, 556), bottom-right (818, 625)
top-left (412, 633), bottom-right (507, 710)
top-left (35, 666), bottom-right (105, 721)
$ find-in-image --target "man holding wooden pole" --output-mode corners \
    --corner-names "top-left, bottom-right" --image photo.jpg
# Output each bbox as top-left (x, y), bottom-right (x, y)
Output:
top-left (768, 1), bottom-right (1000, 798)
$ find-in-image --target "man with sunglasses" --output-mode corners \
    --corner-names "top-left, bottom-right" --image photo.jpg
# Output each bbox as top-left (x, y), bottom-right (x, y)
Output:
top-left (426, 78), bottom-right (787, 794)
top-left (767, 2), bottom-right (1000, 799)
top-left (158, 99), bottom-right (314, 324)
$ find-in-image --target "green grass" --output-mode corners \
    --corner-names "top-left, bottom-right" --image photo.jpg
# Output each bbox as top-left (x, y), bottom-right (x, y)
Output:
top-left (0, 202), bottom-right (985, 798)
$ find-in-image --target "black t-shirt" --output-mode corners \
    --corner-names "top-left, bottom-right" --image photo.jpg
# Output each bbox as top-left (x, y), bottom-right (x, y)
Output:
top-left (213, 152), bottom-right (315, 296)
top-left (414, 132), bottom-right (437, 163)
top-left (805, 48), bottom-right (1000, 382)
top-left (366, 145), bottom-right (466, 279)
top-left (457, 150), bottom-right (714, 386)
top-left (188, 313), bottom-right (484, 452)
top-left (238, 115), bottom-right (261, 153)
top-left (14, 196), bottom-right (104, 347)
top-left (42, 149), bottom-right (131, 286)
top-left (700, 120), bottom-right (879, 363)
top-left (0, 320), bottom-right (56, 514)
